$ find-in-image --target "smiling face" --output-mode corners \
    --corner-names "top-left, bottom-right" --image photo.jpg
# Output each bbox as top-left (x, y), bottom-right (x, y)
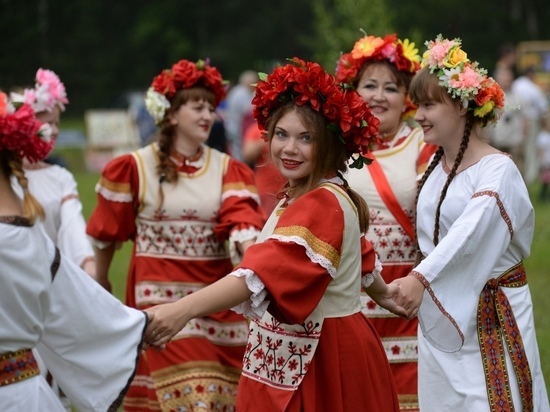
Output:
top-left (356, 63), bottom-right (407, 135)
top-left (169, 98), bottom-right (215, 146)
top-left (270, 108), bottom-right (314, 187)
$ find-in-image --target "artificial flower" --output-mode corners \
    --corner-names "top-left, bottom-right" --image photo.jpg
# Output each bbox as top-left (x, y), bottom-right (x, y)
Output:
top-left (10, 69), bottom-right (69, 114)
top-left (145, 88), bottom-right (171, 124)
top-left (253, 58), bottom-right (378, 168)
top-left (422, 34), bottom-right (504, 126)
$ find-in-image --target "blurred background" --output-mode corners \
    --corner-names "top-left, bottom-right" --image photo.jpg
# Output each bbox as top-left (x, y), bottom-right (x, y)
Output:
top-left (1, 0), bottom-right (549, 392)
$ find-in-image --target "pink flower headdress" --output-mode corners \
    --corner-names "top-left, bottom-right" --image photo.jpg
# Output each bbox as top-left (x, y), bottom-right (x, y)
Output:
top-left (422, 34), bottom-right (504, 125)
top-left (0, 92), bottom-right (54, 162)
top-left (10, 68), bottom-right (69, 113)
top-left (252, 58), bottom-right (379, 169)
top-left (145, 59), bottom-right (227, 124)
top-left (336, 33), bottom-right (421, 85)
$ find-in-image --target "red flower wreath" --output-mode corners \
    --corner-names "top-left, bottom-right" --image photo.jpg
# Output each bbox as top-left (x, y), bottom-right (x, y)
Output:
top-left (252, 58), bottom-right (379, 169)
top-left (0, 93), bottom-right (53, 163)
top-left (151, 59), bottom-right (227, 107)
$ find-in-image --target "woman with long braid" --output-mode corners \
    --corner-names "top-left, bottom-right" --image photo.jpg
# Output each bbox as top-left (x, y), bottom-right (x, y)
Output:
top-left (0, 92), bottom-right (148, 412)
top-left (394, 35), bottom-right (549, 411)
top-left (86, 59), bottom-right (265, 411)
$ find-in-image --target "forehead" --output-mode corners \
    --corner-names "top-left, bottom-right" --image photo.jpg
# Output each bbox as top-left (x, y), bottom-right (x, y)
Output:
top-left (360, 63), bottom-right (397, 83)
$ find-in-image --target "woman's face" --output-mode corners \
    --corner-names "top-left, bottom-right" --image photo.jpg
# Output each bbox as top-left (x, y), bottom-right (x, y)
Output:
top-left (270, 109), bottom-right (314, 187)
top-left (169, 99), bottom-right (215, 145)
top-left (356, 64), bottom-right (406, 135)
top-left (36, 106), bottom-right (61, 140)
top-left (413, 94), bottom-right (465, 147)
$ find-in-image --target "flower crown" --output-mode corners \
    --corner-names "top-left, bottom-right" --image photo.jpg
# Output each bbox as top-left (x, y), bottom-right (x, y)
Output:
top-left (145, 59), bottom-right (227, 124)
top-left (422, 34), bottom-right (505, 125)
top-left (10, 68), bottom-right (69, 113)
top-left (252, 58), bottom-right (379, 169)
top-left (0, 92), bottom-right (54, 162)
top-left (335, 33), bottom-right (421, 85)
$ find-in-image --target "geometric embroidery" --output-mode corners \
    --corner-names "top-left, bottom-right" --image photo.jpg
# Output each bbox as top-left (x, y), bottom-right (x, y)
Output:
top-left (477, 262), bottom-right (533, 412)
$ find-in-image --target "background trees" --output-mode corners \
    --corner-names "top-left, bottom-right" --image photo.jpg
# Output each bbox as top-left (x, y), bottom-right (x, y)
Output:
top-left (1, 0), bottom-right (549, 115)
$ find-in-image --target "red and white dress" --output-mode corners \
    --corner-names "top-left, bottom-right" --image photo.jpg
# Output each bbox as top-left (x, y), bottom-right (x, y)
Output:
top-left (86, 143), bottom-right (265, 412)
top-left (346, 122), bottom-right (436, 411)
top-left (229, 178), bottom-right (399, 412)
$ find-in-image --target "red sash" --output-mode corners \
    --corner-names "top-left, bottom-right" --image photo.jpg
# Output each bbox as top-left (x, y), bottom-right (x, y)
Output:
top-left (368, 157), bottom-right (416, 241)
top-left (477, 262), bottom-right (533, 412)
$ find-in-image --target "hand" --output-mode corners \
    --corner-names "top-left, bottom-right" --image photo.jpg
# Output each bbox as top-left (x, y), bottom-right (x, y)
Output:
top-left (368, 282), bottom-right (408, 318)
top-left (392, 274), bottom-right (425, 320)
top-left (143, 302), bottom-right (190, 347)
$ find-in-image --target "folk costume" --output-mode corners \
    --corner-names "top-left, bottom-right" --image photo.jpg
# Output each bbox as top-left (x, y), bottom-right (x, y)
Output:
top-left (337, 33), bottom-right (434, 411)
top-left (0, 93), bottom-right (146, 412)
top-left (414, 154), bottom-right (549, 411)
top-left (346, 121), bottom-right (434, 409)
top-left (230, 178), bottom-right (399, 411)
top-left (411, 35), bottom-right (549, 412)
top-left (87, 143), bottom-right (264, 411)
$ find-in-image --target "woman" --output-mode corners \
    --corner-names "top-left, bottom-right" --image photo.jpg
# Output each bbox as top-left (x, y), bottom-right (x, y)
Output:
top-left (145, 58), bottom-right (405, 412)
top-left (0, 92), bottom-right (147, 412)
top-left (10, 69), bottom-right (96, 278)
top-left (86, 58), bottom-right (265, 411)
top-left (395, 35), bottom-right (549, 411)
top-left (335, 33), bottom-right (436, 411)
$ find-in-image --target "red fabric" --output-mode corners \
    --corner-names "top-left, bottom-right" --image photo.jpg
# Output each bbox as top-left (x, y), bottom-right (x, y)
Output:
top-left (243, 123), bottom-right (286, 216)
top-left (86, 146), bottom-right (266, 412)
top-left (416, 142), bottom-right (438, 173)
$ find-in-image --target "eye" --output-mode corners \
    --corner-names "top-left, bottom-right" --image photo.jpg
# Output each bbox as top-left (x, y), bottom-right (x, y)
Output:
top-left (300, 134), bottom-right (312, 143)
top-left (274, 130), bottom-right (287, 139)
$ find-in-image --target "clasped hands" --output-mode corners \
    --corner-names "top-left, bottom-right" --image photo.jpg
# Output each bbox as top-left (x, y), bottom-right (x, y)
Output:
top-left (141, 302), bottom-right (191, 350)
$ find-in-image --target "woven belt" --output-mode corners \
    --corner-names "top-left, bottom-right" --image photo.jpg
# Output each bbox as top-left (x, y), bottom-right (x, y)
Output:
top-left (477, 262), bottom-right (533, 412)
top-left (0, 349), bottom-right (40, 386)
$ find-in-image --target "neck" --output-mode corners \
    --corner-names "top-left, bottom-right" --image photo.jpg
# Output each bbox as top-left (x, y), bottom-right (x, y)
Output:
top-left (173, 137), bottom-right (201, 158)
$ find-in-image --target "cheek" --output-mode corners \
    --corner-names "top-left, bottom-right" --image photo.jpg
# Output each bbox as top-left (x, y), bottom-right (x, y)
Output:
top-left (357, 89), bottom-right (370, 102)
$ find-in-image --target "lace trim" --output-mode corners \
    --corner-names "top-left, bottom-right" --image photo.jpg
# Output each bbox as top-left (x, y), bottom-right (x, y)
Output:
top-left (361, 254), bottom-right (382, 288)
top-left (229, 226), bottom-right (260, 265)
top-left (230, 268), bottom-right (270, 319)
top-left (96, 183), bottom-right (133, 203)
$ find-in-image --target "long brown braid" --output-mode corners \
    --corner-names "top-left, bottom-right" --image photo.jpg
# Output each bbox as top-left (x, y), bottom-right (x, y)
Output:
top-left (6, 154), bottom-right (45, 224)
top-left (430, 113), bottom-right (474, 245)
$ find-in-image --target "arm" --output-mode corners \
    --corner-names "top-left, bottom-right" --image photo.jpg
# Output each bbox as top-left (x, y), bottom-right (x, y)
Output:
top-left (145, 274), bottom-right (252, 346)
top-left (93, 243), bottom-right (116, 292)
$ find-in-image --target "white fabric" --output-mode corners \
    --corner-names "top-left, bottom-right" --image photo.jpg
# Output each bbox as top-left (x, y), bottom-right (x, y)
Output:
top-left (415, 153), bottom-right (549, 411)
top-left (0, 376), bottom-right (66, 412)
top-left (12, 162), bottom-right (94, 267)
top-left (537, 130), bottom-right (550, 167)
top-left (489, 90), bottom-right (525, 147)
top-left (0, 219), bottom-right (147, 412)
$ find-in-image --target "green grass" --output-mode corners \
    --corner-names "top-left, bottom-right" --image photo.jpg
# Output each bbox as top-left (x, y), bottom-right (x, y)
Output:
top-left (68, 154), bottom-right (550, 394)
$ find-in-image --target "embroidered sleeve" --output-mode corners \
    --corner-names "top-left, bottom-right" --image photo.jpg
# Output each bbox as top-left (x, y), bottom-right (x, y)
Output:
top-left (235, 187), bottom-right (344, 324)
top-left (229, 268), bottom-right (270, 319)
top-left (86, 154), bottom-right (140, 244)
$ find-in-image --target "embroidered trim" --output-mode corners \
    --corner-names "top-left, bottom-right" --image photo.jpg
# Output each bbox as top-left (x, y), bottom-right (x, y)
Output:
top-left (221, 188), bottom-right (261, 205)
top-left (60, 193), bottom-right (79, 204)
top-left (380, 336), bottom-right (419, 362)
top-left (0, 216), bottom-right (32, 226)
top-left (51, 247), bottom-right (61, 281)
top-left (410, 271), bottom-right (464, 346)
top-left (96, 182), bottom-right (133, 203)
top-left (471, 190), bottom-right (514, 239)
top-left (0, 349), bottom-right (39, 386)
top-left (271, 226), bottom-right (340, 277)
top-left (477, 262), bottom-right (532, 412)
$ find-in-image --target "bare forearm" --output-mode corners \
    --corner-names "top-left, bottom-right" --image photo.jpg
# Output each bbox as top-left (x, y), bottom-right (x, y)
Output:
top-left (93, 244), bottom-right (116, 291)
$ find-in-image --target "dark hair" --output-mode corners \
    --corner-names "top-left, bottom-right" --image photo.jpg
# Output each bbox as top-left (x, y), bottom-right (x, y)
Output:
top-left (354, 60), bottom-right (415, 93)
top-left (154, 86), bottom-right (215, 217)
top-left (265, 102), bottom-right (370, 232)
top-left (410, 67), bottom-right (475, 245)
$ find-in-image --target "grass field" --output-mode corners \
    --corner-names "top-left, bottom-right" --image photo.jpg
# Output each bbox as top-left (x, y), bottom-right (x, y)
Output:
top-left (67, 150), bottom-right (550, 394)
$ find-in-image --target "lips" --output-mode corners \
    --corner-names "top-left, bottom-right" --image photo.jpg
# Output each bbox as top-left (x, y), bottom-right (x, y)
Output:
top-left (281, 159), bottom-right (302, 169)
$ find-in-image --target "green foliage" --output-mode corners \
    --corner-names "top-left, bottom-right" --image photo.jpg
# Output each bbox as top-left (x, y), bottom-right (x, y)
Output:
top-left (311, 0), bottom-right (393, 70)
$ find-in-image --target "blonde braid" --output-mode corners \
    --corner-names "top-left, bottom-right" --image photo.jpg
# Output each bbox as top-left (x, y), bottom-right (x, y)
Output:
top-left (9, 156), bottom-right (44, 224)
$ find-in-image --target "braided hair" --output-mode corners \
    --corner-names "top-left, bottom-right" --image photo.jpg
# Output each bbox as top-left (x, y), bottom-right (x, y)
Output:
top-left (153, 86), bottom-right (216, 217)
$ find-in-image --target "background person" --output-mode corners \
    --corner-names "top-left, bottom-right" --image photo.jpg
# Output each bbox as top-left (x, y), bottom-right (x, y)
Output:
top-left (144, 58), bottom-right (405, 412)
top-left (396, 35), bottom-right (549, 411)
top-left (335, 32), bottom-right (437, 411)
top-left (86, 59), bottom-right (265, 411)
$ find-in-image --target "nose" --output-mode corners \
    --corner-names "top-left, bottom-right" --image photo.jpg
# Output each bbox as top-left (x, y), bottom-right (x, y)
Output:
top-left (50, 123), bottom-right (59, 140)
top-left (413, 107), bottom-right (424, 123)
top-left (283, 137), bottom-right (299, 153)
top-left (371, 86), bottom-right (385, 101)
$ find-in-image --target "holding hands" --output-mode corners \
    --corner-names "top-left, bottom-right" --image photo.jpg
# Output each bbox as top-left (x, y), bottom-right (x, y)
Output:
top-left (391, 274), bottom-right (425, 320)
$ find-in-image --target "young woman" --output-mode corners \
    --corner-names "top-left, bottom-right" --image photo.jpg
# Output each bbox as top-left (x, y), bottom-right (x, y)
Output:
top-left (395, 35), bottom-right (549, 411)
top-left (144, 58), bottom-right (406, 411)
top-left (336, 33), bottom-right (437, 411)
top-left (10, 69), bottom-right (96, 279)
top-left (86, 59), bottom-right (265, 411)
top-left (0, 93), bottom-right (147, 412)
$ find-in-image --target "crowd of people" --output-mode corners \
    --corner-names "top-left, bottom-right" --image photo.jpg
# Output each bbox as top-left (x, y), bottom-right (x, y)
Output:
top-left (1, 33), bottom-right (549, 412)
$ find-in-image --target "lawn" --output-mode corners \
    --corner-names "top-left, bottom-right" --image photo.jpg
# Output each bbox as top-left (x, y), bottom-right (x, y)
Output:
top-left (70, 161), bottom-right (550, 394)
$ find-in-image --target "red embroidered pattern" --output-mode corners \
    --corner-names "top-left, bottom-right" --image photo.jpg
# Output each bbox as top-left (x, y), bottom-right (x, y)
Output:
top-left (472, 190), bottom-right (514, 239)
top-left (477, 262), bottom-right (533, 412)
top-left (0, 349), bottom-right (39, 386)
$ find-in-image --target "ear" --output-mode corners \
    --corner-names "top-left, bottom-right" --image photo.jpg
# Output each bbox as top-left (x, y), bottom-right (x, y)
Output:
top-left (457, 101), bottom-right (469, 117)
top-left (167, 109), bottom-right (178, 126)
